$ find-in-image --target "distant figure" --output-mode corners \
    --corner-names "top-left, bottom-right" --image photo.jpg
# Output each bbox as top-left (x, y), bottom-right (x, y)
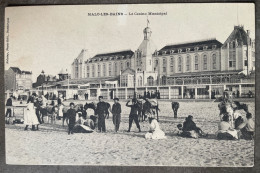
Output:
top-left (67, 102), bottom-right (76, 135)
top-left (147, 91), bottom-right (151, 99)
top-left (73, 94), bottom-right (76, 100)
top-left (144, 91), bottom-right (147, 99)
top-left (248, 90), bottom-right (253, 98)
top-left (111, 98), bottom-right (121, 132)
top-left (151, 91), bottom-right (154, 98)
top-left (236, 90), bottom-right (240, 98)
top-left (171, 102), bottom-right (179, 118)
top-left (5, 95), bottom-right (13, 117)
top-left (84, 93), bottom-right (87, 100)
top-left (86, 93), bottom-right (89, 100)
top-left (157, 90), bottom-right (161, 99)
top-left (145, 117), bottom-right (166, 139)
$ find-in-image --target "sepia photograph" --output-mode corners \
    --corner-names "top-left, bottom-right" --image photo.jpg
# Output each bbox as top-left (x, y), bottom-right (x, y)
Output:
top-left (4, 3), bottom-right (255, 166)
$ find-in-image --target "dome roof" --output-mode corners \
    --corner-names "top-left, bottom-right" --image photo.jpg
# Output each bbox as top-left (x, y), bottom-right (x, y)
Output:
top-left (143, 27), bottom-right (151, 33)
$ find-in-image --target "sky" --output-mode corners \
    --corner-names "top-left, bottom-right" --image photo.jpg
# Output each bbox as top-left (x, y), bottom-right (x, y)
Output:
top-left (4, 3), bottom-right (255, 82)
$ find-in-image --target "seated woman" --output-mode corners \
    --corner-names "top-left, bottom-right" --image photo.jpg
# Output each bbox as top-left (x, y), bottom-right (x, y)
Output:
top-left (145, 117), bottom-right (166, 139)
top-left (216, 113), bottom-right (238, 140)
top-left (72, 114), bottom-right (95, 133)
top-left (177, 115), bottom-right (207, 138)
top-left (237, 113), bottom-right (255, 140)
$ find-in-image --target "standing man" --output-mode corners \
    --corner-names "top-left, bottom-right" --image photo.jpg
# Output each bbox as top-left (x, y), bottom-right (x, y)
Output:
top-left (126, 98), bottom-right (141, 132)
top-left (5, 95), bottom-right (13, 118)
top-left (96, 96), bottom-right (107, 132)
top-left (86, 93), bottom-right (89, 100)
top-left (111, 98), bottom-right (121, 132)
top-left (236, 89), bottom-right (240, 98)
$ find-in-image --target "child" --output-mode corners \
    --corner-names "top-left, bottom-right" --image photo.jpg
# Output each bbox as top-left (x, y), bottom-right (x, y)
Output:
top-left (67, 102), bottom-right (76, 135)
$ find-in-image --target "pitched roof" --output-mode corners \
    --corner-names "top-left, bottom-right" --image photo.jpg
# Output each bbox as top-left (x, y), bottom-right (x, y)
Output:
top-left (21, 71), bottom-right (32, 74)
top-left (88, 50), bottom-right (134, 63)
top-left (222, 25), bottom-right (250, 48)
top-left (10, 67), bottom-right (22, 74)
top-left (155, 39), bottom-right (223, 56)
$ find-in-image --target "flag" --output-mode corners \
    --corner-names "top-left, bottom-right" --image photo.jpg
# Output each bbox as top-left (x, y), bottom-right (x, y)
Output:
top-left (147, 19), bottom-right (150, 25)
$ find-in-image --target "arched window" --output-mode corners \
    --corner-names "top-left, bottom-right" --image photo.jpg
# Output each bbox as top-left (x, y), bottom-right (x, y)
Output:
top-left (186, 55), bottom-right (190, 71)
top-left (170, 57), bottom-right (174, 72)
top-left (97, 64), bottom-right (100, 77)
top-left (178, 57), bottom-right (182, 72)
top-left (195, 55), bottom-right (199, 70)
top-left (114, 62), bottom-right (117, 75)
top-left (126, 61), bottom-right (130, 68)
top-left (147, 76), bottom-right (154, 86)
top-left (103, 64), bottom-right (106, 76)
top-left (212, 54), bottom-right (216, 69)
top-left (109, 63), bottom-right (112, 76)
top-left (163, 58), bottom-right (167, 72)
top-left (138, 76), bottom-right (142, 86)
top-left (120, 62), bottom-right (123, 71)
top-left (87, 66), bottom-right (90, 77)
top-left (162, 75), bottom-right (167, 85)
top-left (92, 64), bottom-right (95, 77)
top-left (203, 55), bottom-right (207, 70)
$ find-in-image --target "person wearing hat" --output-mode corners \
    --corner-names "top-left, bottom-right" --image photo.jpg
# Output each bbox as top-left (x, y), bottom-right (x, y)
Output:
top-left (111, 98), bottom-right (121, 132)
top-left (96, 96), bottom-right (108, 132)
top-left (126, 98), bottom-right (141, 132)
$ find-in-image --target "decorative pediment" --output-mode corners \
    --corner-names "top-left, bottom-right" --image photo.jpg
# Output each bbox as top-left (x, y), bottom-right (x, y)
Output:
top-left (121, 67), bottom-right (136, 75)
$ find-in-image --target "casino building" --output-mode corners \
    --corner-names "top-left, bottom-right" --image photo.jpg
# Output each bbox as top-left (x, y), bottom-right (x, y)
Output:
top-left (68, 23), bottom-right (255, 100)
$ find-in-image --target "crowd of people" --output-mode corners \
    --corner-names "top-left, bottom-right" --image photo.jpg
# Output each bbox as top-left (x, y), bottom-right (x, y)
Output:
top-left (5, 89), bottom-right (254, 141)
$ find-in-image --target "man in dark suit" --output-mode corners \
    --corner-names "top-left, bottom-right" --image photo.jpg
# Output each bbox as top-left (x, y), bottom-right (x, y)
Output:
top-left (96, 96), bottom-right (108, 132)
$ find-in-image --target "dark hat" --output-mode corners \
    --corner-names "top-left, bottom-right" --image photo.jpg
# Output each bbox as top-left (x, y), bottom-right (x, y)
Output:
top-left (187, 115), bottom-right (193, 119)
top-left (70, 102), bottom-right (75, 106)
top-left (99, 96), bottom-right (103, 99)
top-left (32, 93), bottom-right (37, 96)
top-left (113, 98), bottom-right (119, 101)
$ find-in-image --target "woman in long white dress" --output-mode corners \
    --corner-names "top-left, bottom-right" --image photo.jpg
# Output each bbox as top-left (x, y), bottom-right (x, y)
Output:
top-left (24, 96), bottom-right (39, 131)
top-left (145, 117), bottom-right (166, 139)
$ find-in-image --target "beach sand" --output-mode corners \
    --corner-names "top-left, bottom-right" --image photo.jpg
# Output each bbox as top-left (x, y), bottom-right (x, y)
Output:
top-left (5, 100), bottom-right (254, 166)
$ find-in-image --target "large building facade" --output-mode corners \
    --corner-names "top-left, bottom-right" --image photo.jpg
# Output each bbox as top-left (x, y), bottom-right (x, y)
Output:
top-left (67, 24), bottom-right (255, 100)
top-left (5, 67), bottom-right (33, 92)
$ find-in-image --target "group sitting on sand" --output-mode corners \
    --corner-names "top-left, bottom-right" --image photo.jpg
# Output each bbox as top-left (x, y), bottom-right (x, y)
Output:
top-left (176, 112), bottom-right (254, 140)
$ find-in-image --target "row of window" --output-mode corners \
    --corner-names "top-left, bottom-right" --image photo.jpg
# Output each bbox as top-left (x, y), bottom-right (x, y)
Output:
top-left (160, 54), bottom-right (217, 73)
top-left (157, 45), bottom-right (217, 55)
top-left (86, 61), bottom-right (131, 77)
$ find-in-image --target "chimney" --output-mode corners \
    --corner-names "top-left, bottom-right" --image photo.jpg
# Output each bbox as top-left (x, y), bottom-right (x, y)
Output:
top-left (247, 30), bottom-right (250, 37)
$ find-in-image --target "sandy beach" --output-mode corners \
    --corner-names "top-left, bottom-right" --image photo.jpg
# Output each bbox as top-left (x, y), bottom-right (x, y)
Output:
top-left (5, 100), bottom-right (254, 166)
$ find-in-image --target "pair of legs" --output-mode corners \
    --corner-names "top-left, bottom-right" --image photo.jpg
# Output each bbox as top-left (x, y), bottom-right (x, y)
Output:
top-left (128, 114), bottom-right (141, 132)
top-left (68, 123), bottom-right (75, 135)
top-left (98, 115), bottom-right (106, 132)
top-left (24, 125), bottom-right (38, 131)
top-left (113, 114), bottom-right (121, 132)
top-left (5, 108), bottom-right (12, 117)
